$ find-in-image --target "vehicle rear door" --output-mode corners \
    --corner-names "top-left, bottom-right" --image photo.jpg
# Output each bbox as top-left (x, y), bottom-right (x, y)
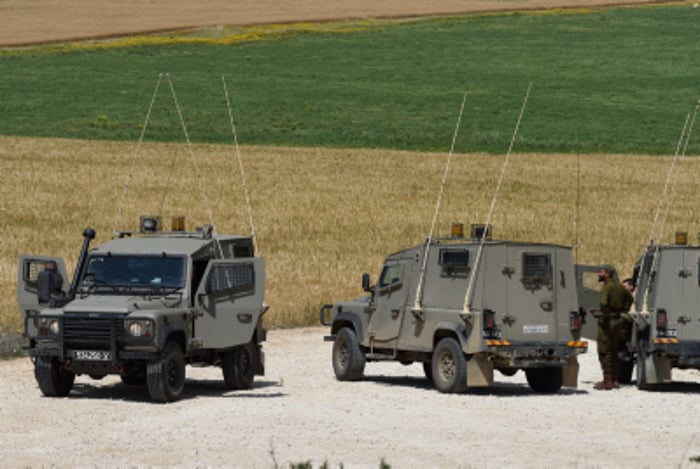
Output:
top-left (194, 258), bottom-right (265, 348)
top-left (503, 247), bottom-right (558, 342)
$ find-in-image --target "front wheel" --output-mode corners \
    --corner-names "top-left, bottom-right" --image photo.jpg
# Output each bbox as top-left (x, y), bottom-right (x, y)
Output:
top-left (332, 327), bottom-right (366, 381)
top-left (525, 368), bottom-right (563, 394)
top-left (35, 356), bottom-right (75, 397)
top-left (147, 341), bottom-right (186, 403)
top-left (431, 338), bottom-right (467, 393)
top-left (222, 342), bottom-right (256, 390)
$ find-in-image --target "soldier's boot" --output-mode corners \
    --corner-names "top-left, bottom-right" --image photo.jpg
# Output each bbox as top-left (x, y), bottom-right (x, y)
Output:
top-left (593, 374), bottom-right (614, 390)
top-left (612, 372), bottom-right (620, 389)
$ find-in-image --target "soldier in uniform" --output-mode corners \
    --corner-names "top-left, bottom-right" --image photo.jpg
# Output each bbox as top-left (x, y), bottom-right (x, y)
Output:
top-left (594, 265), bottom-right (627, 390)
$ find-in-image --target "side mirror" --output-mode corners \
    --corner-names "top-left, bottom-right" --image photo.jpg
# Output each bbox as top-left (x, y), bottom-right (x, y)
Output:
top-left (362, 273), bottom-right (372, 293)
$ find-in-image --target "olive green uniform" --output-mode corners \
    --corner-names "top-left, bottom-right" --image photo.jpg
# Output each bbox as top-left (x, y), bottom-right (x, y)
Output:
top-left (598, 279), bottom-right (627, 376)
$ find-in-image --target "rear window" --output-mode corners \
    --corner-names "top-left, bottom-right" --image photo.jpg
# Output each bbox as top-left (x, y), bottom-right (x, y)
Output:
top-left (439, 249), bottom-right (469, 276)
top-left (521, 253), bottom-right (552, 289)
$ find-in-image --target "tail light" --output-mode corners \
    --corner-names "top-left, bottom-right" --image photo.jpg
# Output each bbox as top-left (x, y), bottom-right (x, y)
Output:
top-left (656, 309), bottom-right (668, 332)
top-left (569, 311), bottom-right (581, 332)
top-left (483, 309), bottom-right (496, 330)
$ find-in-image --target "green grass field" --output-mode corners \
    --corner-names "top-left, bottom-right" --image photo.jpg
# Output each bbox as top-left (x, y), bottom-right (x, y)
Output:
top-left (1, 5), bottom-right (698, 154)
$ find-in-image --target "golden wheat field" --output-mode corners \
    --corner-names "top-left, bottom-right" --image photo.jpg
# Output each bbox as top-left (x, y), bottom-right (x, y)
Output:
top-left (1, 135), bottom-right (699, 334)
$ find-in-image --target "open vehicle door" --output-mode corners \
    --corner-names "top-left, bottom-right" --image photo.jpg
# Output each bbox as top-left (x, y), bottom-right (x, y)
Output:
top-left (194, 258), bottom-right (265, 348)
top-left (17, 255), bottom-right (68, 319)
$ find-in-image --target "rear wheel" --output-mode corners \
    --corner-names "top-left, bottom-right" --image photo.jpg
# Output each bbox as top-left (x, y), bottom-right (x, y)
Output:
top-left (147, 341), bottom-right (186, 403)
top-left (617, 358), bottom-right (634, 385)
top-left (432, 338), bottom-right (467, 393)
top-left (35, 356), bottom-right (75, 397)
top-left (525, 368), bottom-right (563, 394)
top-left (332, 327), bottom-right (365, 381)
top-left (222, 342), bottom-right (256, 390)
top-left (636, 340), bottom-right (651, 390)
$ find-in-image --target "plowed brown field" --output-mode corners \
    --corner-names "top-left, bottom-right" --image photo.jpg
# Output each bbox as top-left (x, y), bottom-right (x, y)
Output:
top-left (0, 0), bottom-right (677, 46)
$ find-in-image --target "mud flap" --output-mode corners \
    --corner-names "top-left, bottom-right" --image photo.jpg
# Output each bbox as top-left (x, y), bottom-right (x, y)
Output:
top-left (644, 354), bottom-right (672, 384)
top-left (466, 354), bottom-right (493, 387)
top-left (562, 356), bottom-right (579, 388)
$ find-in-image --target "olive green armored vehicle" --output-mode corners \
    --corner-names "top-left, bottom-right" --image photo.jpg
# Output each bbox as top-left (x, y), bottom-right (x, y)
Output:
top-left (623, 233), bottom-right (700, 389)
top-left (321, 224), bottom-right (588, 394)
top-left (17, 216), bottom-right (267, 402)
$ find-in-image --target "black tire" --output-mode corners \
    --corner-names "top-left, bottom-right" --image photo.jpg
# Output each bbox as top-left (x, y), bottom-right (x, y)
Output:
top-left (617, 359), bottom-right (634, 385)
top-left (431, 338), bottom-right (467, 393)
top-left (636, 340), bottom-right (651, 390)
top-left (332, 327), bottom-right (366, 381)
top-left (422, 362), bottom-right (434, 385)
top-left (34, 356), bottom-right (75, 397)
top-left (147, 341), bottom-right (186, 403)
top-left (222, 342), bottom-right (256, 390)
top-left (525, 368), bottom-right (563, 394)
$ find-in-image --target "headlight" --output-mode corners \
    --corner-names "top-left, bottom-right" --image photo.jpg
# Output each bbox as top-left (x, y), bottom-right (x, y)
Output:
top-left (125, 320), bottom-right (153, 339)
top-left (49, 320), bottom-right (60, 335)
top-left (128, 322), bottom-right (143, 337)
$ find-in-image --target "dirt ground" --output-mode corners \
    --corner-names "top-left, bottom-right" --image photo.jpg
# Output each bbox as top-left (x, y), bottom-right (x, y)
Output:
top-left (0, 327), bottom-right (698, 468)
top-left (0, 0), bottom-right (677, 46)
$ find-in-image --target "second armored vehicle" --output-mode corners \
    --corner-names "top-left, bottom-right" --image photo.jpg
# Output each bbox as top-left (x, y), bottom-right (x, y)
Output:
top-left (321, 225), bottom-right (588, 394)
top-left (17, 216), bottom-right (267, 402)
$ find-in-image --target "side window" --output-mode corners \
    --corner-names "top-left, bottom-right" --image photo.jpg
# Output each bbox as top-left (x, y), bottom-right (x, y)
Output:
top-left (205, 263), bottom-right (255, 296)
top-left (22, 259), bottom-right (46, 286)
top-left (439, 249), bottom-right (469, 276)
top-left (521, 253), bottom-right (552, 290)
top-left (379, 264), bottom-right (402, 288)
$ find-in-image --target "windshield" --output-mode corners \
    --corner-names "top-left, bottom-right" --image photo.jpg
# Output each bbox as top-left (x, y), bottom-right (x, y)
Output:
top-left (81, 255), bottom-right (187, 291)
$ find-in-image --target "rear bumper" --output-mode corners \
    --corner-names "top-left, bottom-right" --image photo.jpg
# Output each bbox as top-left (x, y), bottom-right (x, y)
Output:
top-left (486, 340), bottom-right (587, 368)
top-left (650, 339), bottom-right (700, 367)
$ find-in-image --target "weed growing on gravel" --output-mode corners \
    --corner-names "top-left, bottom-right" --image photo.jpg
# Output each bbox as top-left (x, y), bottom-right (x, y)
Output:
top-left (690, 455), bottom-right (700, 463)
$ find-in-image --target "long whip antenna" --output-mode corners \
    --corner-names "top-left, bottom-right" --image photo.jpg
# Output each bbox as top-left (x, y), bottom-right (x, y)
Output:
top-left (574, 152), bottom-right (581, 264)
top-left (463, 83), bottom-right (532, 314)
top-left (166, 74), bottom-right (223, 258)
top-left (412, 91), bottom-right (468, 311)
top-left (112, 74), bottom-right (163, 236)
top-left (641, 107), bottom-right (696, 313)
top-left (222, 75), bottom-right (258, 254)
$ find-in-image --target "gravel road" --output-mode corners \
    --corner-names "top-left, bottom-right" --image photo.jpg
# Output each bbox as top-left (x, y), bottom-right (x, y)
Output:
top-left (1, 327), bottom-right (698, 468)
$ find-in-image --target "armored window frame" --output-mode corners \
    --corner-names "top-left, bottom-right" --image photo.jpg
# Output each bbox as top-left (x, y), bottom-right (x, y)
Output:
top-left (22, 259), bottom-right (46, 287)
top-left (438, 248), bottom-right (470, 276)
top-left (205, 262), bottom-right (255, 296)
top-left (521, 252), bottom-right (552, 289)
top-left (379, 264), bottom-right (402, 288)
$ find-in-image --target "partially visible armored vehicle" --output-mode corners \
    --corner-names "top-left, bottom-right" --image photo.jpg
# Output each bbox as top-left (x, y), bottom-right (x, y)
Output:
top-left (577, 232), bottom-right (700, 388)
top-left (321, 224), bottom-right (588, 394)
top-left (17, 216), bottom-right (267, 402)
top-left (625, 233), bottom-right (700, 389)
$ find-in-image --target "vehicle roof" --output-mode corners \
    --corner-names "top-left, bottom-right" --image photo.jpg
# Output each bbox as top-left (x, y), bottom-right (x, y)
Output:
top-left (387, 239), bottom-right (572, 258)
top-left (91, 234), bottom-right (247, 256)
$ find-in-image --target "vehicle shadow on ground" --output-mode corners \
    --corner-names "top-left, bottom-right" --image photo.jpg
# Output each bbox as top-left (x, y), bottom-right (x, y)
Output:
top-left (634, 380), bottom-right (700, 394)
top-left (68, 378), bottom-right (285, 402)
top-left (363, 375), bottom-right (586, 396)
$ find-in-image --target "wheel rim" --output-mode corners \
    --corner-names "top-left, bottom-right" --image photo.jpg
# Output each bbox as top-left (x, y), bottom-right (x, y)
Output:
top-left (166, 356), bottom-right (181, 389)
top-left (336, 338), bottom-right (349, 370)
top-left (438, 349), bottom-right (455, 382)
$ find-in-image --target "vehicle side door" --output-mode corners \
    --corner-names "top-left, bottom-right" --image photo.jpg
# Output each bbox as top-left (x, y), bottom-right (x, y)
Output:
top-left (194, 258), bottom-right (265, 349)
top-left (17, 255), bottom-right (69, 319)
top-left (368, 259), bottom-right (411, 345)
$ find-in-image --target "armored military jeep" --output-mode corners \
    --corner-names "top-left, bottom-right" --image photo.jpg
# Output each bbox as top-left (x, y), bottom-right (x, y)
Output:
top-left (624, 234), bottom-right (700, 389)
top-left (17, 216), bottom-right (267, 402)
top-left (320, 225), bottom-right (588, 394)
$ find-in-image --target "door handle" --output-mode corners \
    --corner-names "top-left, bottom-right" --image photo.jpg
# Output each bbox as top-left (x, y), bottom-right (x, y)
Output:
top-left (391, 309), bottom-right (400, 319)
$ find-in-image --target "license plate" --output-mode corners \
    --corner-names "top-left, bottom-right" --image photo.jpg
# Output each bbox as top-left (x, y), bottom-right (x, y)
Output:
top-left (73, 350), bottom-right (112, 361)
top-left (523, 324), bottom-right (550, 334)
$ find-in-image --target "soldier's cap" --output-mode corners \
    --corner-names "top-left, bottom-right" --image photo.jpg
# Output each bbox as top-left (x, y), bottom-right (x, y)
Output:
top-left (599, 264), bottom-right (616, 275)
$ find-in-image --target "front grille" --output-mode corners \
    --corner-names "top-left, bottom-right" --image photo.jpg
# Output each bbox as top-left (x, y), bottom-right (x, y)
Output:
top-left (63, 316), bottom-right (125, 349)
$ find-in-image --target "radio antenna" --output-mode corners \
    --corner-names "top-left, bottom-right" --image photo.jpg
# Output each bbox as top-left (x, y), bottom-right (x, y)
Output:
top-left (463, 83), bottom-right (532, 315)
top-left (412, 91), bottom-right (468, 312)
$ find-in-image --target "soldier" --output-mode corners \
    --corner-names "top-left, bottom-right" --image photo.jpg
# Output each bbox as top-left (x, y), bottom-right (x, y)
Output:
top-left (594, 265), bottom-right (627, 390)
